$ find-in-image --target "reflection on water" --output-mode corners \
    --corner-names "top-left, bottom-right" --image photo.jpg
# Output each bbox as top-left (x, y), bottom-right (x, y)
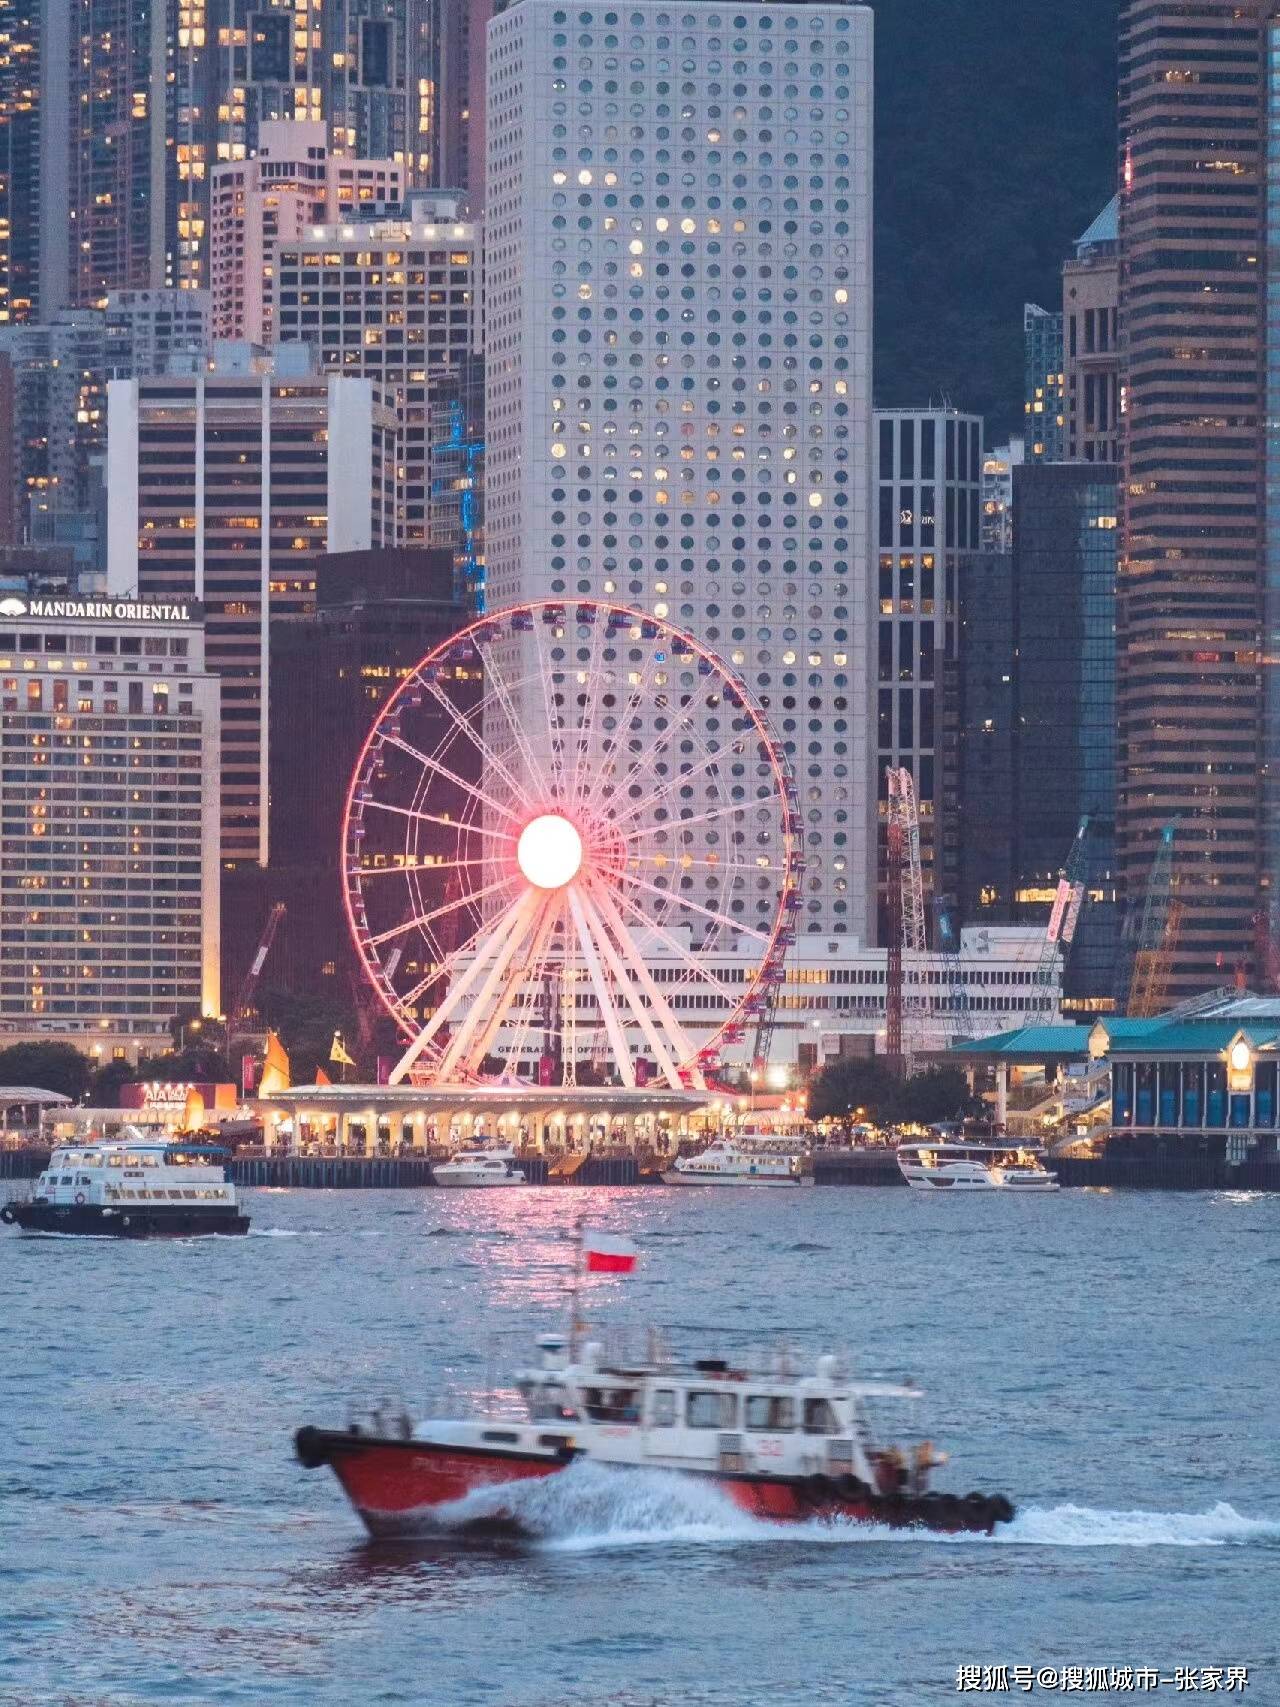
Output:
top-left (2, 1185), bottom-right (1277, 1706)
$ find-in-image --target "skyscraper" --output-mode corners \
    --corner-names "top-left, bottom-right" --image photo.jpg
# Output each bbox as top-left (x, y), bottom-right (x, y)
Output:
top-left (0, 592), bottom-right (221, 1055)
top-left (485, 0), bottom-right (875, 942)
top-left (106, 345), bottom-right (401, 868)
top-left (1023, 301), bottom-right (1065, 463)
top-left (1118, 0), bottom-right (1270, 994)
top-left (0, 0), bottom-right (70, 317)
top-left (208, 119), bottom-right (404, 343)
top-left (873, 406), bottom-right (982, 920)
top-left (271, 189), bottom-right (478, 542)
top-left (1062, 194), bottom-right (1119, 465)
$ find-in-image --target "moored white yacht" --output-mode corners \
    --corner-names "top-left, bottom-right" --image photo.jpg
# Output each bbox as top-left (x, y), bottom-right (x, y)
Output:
top-left (661, 1128), bottom-right (807, 1186)
top-left (1, 1134), bottom-right (249, 1236)
top-left (432, 1145), bottom-right (526, 1188)
top-left (896, 1140), bottom-right (1059, 1192)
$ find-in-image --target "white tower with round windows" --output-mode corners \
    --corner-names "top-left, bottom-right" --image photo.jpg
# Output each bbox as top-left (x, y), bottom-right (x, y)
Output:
top-left (485, 0), bottom-right (875, 942)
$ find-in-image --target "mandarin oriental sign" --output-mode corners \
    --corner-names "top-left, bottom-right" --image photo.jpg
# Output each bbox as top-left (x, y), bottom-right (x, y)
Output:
top-left (0, 596), bottom-right (196, 623)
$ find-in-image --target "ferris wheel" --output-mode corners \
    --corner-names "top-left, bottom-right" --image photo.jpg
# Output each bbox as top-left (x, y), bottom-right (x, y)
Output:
top-left (342, 599), bottom-right (802, 1089)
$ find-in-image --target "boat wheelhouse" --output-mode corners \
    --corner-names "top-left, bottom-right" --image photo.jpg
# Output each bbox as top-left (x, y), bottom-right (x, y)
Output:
top-left (1, 1136), bottom-right (249, 1236)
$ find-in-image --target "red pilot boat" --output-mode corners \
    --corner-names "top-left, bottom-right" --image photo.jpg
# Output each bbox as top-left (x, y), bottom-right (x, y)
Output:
top-left (296, 1231), bottom-right (1016, 1539)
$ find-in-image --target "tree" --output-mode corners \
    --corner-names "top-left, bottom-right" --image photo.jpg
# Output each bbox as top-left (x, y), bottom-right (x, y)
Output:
top-left (0, 1043), bottom-right (94, 1101)
top-left (898, 1065), bottom-right (975, 1127)
top-left (807, 1057), bottom-right (978, 1131)
top-left (807, 1057), bottom-right (903, 1126)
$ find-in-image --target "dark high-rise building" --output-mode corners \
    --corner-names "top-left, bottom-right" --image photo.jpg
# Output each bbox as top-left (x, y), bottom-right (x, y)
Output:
top-left (432, 0), bottom-right (493, 208)
top-left (0, 0), bottom-right (70, 319)
top-left (955, 549), bottom-right (1017, 926)
top-left (1119, 0), bottom-right (1271, 996)
top-left (958, 465), bottom-right (1120, 1012)
top-left (267, 546), bottom-right (471, 991)
top-left (1011, 463), bottom-right (1120, 1009)
top-left (874, 406), bottom-right (982, 925)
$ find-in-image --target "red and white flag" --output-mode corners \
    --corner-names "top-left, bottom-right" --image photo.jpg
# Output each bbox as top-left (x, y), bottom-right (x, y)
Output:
top-left (583, 1230), bottom-right (638, 1274)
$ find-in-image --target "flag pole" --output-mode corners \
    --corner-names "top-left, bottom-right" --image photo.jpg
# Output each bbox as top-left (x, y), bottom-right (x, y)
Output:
top-left (568, 1213), bottom-right (585, 1359)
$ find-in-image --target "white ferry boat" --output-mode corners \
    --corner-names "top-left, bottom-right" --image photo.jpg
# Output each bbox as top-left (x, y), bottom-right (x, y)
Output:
top-left (433, 1146), bottom-right (526, 1188)
top-left (295, 1227), bottom-right (1015, 1539)
top-left (661, 1129), bottom-right (807, 1186)
top-left (896, 1140), bottom-right (1060, 1192)
top-left (0, 1135), bottom-right (250, 1236)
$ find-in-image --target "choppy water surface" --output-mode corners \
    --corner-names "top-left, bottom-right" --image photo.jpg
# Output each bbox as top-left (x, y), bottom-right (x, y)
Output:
top-left (2, 1187), bottom-right (1277, 1706)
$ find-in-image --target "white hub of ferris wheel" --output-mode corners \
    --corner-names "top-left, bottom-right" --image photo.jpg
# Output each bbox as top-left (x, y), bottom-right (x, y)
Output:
top-left (342, 599), bottom-right (802, 1091)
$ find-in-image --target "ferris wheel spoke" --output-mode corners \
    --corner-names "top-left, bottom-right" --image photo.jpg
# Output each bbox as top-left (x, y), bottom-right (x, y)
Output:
top-left (467, 628), bottom-right (556, 801)
top-left (594, 678), bottom-right (723, 817)
top-left (575, 881), bottom-right (687, 1087)
top-left (493, 903), bottom-right (561, 1077)
top-left (415, 673), bottom-right (540, 817)
top-left (620, 868), bottom-right (771, 945)
top-left (580, 640), bottom-right (666, 815)
top-left (389, 887), bottom-right (542, 1084)
top-left (608, 881), bottom-right (743, 1004)
top-left (367, 870), bottom-right (520, 949)
top-left (381, 732), bottom-right (526, 826)
top-left (357, 797), bottom-right (517, 845)
top-left (566, 886), bottom-right (638, 1089)
top-left (351, 856), bottom-right (496, 878)
top-left (622, 797), bottom-right (756, 839)
top-left (608, 736), bottom-right (751, 834)
top-left (627, 852), bottom-right (785, 876)
top-left (434, 892), bottom-right (549, 1081)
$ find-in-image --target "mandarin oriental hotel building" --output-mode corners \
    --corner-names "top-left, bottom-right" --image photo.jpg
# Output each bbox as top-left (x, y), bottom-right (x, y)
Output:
top-left (485, 0), bottom-right (875, 941)
top-left (0, 597), bottom-right (221, 1060)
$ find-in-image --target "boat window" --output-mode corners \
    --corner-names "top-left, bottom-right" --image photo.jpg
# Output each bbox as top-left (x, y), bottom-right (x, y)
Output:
top-left (76, 1175), bottom-right (92, 1186)
top-left (687, 1390), bottom-right (737, 1429)
top-left (59, 1175), bottom-right (74, 1185)
top-left (802, 1398), bottom-right (838, 1435)
top-left (583, 1387), bottom-right (641, 1423)
top-left (651, 1389), bottom-right (677, 1427)
top-left (481, 1429), bottom-right (520, 1444)
top-left (528, 1383), bottom-right (578, 1421)
top-left (745, 1394), bottom-right (795, 1431)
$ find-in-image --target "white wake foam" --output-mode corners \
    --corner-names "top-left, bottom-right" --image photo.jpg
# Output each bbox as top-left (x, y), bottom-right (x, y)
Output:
top-left (422, 1463), bottom-right (1280, 1553)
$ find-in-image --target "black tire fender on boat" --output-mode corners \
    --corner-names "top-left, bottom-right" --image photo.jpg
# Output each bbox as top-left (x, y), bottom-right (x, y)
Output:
top-left (936, 1493), bottom-right (963, 1524)
top-left (0, 1204), bottom-right (15, 1225)
top-left (837, 1473), bottom-right (868, 1502)
top-left (989, 1494), bottom-right (1016, 1525)
top-left (805, 1472), bottom-right (836, 1501)
top-left (294, 1426), bottom-right (330, 1470)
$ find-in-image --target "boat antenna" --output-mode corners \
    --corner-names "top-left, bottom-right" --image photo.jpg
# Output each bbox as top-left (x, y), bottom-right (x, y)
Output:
top-left (568, 1213), bottom-right (585, 1357)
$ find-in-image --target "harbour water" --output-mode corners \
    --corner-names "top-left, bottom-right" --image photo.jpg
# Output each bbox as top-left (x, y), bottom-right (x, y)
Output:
top-left (3, 1187), bottom-right (1278, 1705)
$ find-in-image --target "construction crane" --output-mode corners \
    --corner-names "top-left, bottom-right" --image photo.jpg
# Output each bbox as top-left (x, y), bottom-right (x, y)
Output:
top-left (1126, 821), bottom-right (1180, 1019)
top-left (1031, 815), bottom-right (1091, 1016)
top-left (228, 902), bottom-right (286, 1039)
top-left (932, 894), bottom-right (971, 1042)
top-left (885, 767), bottom-right (927, 1073)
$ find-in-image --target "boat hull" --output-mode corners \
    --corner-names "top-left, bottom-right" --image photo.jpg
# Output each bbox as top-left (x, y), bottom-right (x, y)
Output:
top-left (1, 1201), bottom-right (250, 1237)
top-left (659, 1171), bottom-right (802, 1186)
top-left (295, 1427), bottom-right (1011, 1538)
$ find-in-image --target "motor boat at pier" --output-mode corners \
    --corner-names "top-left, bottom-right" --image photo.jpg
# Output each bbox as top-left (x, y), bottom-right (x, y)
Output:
top-left (295, 1230), bottom-right (1015, 1540)
top-left (1, 1135), bottom-right (250, 1236)
top-left (432, 1145), bottom-right (527, 1188)
top-left (896, 1139), bottom-right (1059, 1192)
top-left (661, 1127), bottom-right (807, 1186)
